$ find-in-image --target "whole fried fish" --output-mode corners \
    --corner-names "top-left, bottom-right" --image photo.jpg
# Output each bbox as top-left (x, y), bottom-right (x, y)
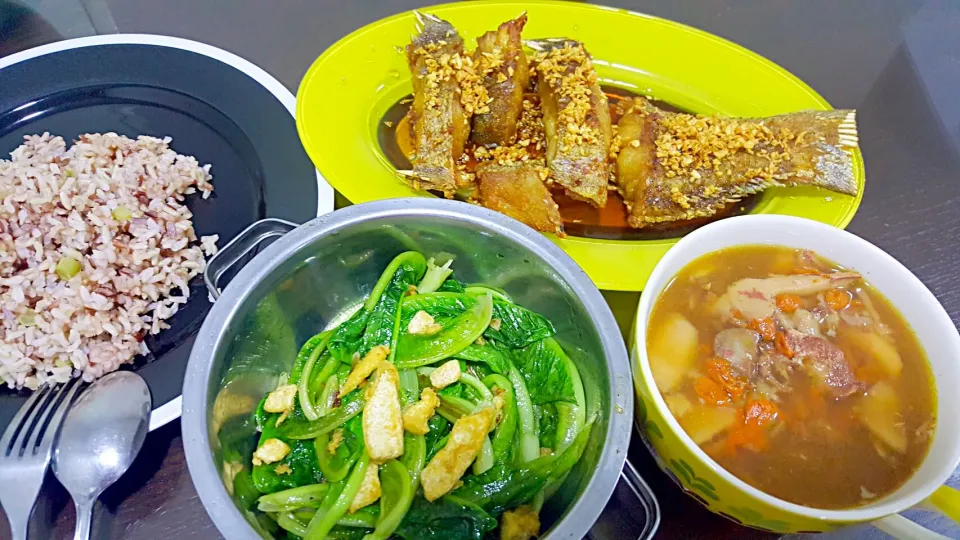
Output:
top-left (615, 97), bottom-right (859, 228)
top-left (471, 14), bottom-right (531, 146)
top-left (531, 39), bottom-right (612, 208)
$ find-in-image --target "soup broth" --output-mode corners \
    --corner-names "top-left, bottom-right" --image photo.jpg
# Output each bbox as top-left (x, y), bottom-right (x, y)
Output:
top-left (647, 245), bottom-right (936, 509)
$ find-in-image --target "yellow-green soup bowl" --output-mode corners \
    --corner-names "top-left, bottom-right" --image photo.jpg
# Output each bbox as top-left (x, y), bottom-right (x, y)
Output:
top-left (632, 215), bottom-right (960, 534)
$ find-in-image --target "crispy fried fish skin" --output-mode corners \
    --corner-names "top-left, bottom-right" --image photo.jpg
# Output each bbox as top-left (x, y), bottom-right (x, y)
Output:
top-left (405, 16), bottom-right (470, 195)
top-left (477, 163), bottom-right (564, 237)
top-left (615, 97), bottom-right (859, 228)
top-left (533, 39), bottom-right (611, 208)
top-left (471, 15), bottom-right (531, 147)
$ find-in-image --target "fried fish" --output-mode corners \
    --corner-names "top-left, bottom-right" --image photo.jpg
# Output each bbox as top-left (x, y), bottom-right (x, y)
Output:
top-left (406, 13), bottom-right (487, 195)
top-left (614, 97), bottom-right (859, 228)
top-left (471, 14), bottom-right (531, 147)
top-left (477, 163), bottom-right (563, 236)
top-left (530, 39), bottom-right (612, 208)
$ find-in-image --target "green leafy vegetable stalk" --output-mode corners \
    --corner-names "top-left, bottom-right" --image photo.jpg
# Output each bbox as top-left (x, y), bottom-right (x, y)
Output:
top-left (361, 252), bottom-right (427, 355)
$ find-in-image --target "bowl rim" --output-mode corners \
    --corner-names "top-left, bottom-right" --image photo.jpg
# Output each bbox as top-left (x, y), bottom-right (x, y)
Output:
top-left (633, 214), bottom-right (960, 522)
top-left (182, 198), bottom-right (633, 539)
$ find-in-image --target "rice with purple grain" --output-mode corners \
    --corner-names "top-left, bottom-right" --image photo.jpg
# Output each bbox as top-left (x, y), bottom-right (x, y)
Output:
top-left (0, 133), bottom-right (218, 389)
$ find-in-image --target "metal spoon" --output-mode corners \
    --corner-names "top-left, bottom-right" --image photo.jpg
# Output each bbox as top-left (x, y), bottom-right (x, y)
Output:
top-left (52, 372), bottom-right (151, 540)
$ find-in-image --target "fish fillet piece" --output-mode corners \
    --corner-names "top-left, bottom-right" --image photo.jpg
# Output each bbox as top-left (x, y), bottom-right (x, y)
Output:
top-left (614, 97), bottom-right (860, 228)
top-left (471, 14), bottom-right (531, 146)
top-left (531, 39), bottom-right (612, 207)
top-left (421, 406), bottom-right (496, 501)
top-left (363, 361), bottom-right (404, 462)
top-left (349, 463), bottom-right (381, 513)
top-left (477, 162), bottom-right (564, 236)
top-left (405, 14), bottom-right (488, 194)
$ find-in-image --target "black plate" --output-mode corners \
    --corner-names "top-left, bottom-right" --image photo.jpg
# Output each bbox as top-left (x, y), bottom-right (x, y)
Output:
top-left (0, 36), bottom-right (328, 430)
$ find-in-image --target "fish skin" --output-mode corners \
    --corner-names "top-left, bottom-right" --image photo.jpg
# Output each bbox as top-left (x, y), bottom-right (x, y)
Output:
top-left (615, 97), bottom-right (859, 228)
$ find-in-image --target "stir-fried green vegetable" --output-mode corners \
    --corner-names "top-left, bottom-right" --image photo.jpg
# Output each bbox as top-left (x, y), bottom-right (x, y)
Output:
top-left (395, 294), bottom-right (493, 368)
top-left (245, 252), bottom-right (591, 539)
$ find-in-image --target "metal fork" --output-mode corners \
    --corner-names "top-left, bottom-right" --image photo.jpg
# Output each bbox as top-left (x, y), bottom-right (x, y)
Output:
top-left (0, 380), bottom-right (82, 540)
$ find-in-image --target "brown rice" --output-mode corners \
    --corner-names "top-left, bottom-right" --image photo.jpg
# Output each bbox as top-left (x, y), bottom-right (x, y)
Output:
top-left (0, 133), bottom-right (218, 389)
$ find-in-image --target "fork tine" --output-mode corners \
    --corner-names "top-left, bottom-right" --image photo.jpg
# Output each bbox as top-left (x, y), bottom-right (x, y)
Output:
top-left (0, 385), bottom-right (52, 456)
top-left (28, 379), bottom-right (81, 457)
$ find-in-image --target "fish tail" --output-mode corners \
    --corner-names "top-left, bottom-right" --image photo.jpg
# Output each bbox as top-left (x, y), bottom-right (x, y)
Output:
top-left (837, 110), bottom-right (858, 147)
top-left (807, 110), bottom-right (859, 196)
top-left (773, 109), bottom-right (859, 196)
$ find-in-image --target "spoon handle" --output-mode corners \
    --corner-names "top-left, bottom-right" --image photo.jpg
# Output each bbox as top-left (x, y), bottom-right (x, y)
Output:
top-left (73, 500), bottom-right (94, 540)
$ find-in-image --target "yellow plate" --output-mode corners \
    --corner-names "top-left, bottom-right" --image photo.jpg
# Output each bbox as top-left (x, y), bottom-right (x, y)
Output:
top-left (296, 0), bottom-right (864, 291)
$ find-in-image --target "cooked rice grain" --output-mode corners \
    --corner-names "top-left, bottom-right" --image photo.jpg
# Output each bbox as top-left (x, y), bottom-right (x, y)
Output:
top-left (0, 133), bottom-right (218, 389)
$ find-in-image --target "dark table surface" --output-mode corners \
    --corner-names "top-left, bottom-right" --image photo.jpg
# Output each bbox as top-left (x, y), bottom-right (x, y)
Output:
top-left (1, 0), bottom-right (960, 538)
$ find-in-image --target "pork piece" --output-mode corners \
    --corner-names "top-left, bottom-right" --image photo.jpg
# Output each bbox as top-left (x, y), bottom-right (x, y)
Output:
top-left (784, 329), bottom-right (862, 398)
top-left (754, 350), bottom-right (800, 398)
top-left (471, 15), bottom-right (530, 146)
top-left (405, 15), bottom-right (472, 195)
top-left (477, 163), bottom-right (564, 236)
top-left (531, 39), bottom-right (611, 207)
top-left (713, 328), bottom-right (761, 376)
top-left (715, 272), bottom-right (861, 321)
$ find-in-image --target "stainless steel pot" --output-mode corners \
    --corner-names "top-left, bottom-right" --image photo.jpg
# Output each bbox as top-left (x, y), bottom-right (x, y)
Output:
top-left (182, 198), bottom-right (634, 539)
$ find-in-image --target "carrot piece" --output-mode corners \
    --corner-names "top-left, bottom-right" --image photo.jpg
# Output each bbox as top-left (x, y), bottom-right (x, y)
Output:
top-left (694, 377), bottom-right (730, 406)
top-left (706, 358), bottom-right (749, 403)
top-left (824, 289), bottom-right (852, 310)
top-left (774, 331), bottom-right (794, 358)
top-left (697, 343), bottom-right (713, 358)
top-left (725, 423), bottom-right (769, 453)
top-left (775, 293), bottom-right (802, 314)
top-left (724, 398), bottom-right (781, 454)
top-left (749, 317), bottom-right (776, 342)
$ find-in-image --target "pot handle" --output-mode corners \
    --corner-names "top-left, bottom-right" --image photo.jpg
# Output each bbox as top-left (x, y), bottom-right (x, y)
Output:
top-left (619, 458), bottom-right (661, 539)
top-left (204, 218), bottom-right (297, 300)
